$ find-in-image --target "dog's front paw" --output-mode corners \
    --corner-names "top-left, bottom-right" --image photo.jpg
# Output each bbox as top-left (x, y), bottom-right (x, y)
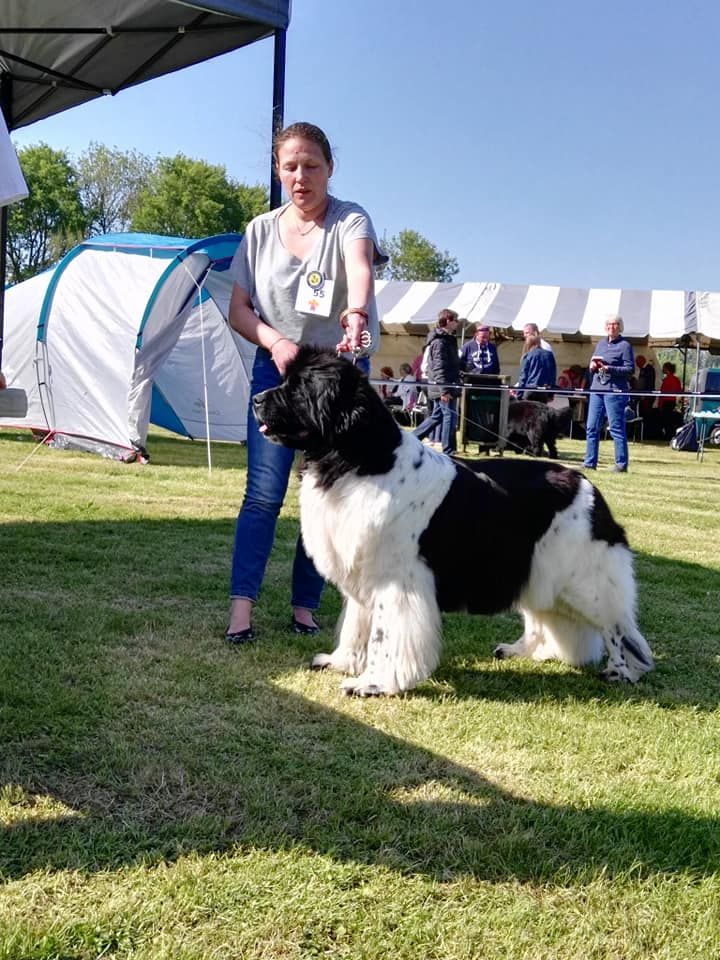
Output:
top-left (340, 676), bottom-right (398, 697)
top-left (310, 652), bottom-right (333, 671)
top-left (311, 652), bottom-right (360, 675)
top-left (493, 643), bottom-right (513, 660)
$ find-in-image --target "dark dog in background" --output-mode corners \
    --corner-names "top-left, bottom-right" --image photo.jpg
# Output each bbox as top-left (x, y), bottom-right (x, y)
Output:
top-left (506, 400), bottom-right (572, 458)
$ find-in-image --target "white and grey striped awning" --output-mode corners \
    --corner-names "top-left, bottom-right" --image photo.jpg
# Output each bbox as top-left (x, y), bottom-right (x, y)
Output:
top-left (375, 280), bottom-right (720, 344)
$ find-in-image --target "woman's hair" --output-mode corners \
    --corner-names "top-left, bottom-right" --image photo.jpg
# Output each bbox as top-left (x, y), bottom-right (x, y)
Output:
top-left (399, 363), bottom-right (412, 376)
top-left (272, 122), bottom-right (333, 169)
top-left (380, 366), bottom-right (394, 378)
top-left (663, 361), bottom-right (676, 375)
top-left (437, 308), bottom-right (459, 328)
top-left (605, 314), bottom-right (624, 332)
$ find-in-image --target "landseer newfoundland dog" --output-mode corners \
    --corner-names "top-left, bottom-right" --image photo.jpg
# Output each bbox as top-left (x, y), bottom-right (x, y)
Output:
top-left (253, 347), bottom-right (653, 697)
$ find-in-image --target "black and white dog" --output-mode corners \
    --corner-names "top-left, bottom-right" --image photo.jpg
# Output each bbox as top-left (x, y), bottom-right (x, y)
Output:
top-left (253, 347), bottom-right (654, 697)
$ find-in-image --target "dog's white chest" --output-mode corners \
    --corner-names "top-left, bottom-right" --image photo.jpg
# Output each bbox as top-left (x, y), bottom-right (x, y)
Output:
top-left (299, 434), bottom-right (455, 595)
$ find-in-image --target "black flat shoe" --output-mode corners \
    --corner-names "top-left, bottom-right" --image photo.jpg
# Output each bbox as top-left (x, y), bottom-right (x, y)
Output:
top-left (225, 626), bottom-right (255, 645)
top-left (290, 618), bottom-right (320, 636)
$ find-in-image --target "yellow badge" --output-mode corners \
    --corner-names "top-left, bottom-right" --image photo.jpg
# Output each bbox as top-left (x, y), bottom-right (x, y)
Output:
top-left (307, 270), bottom-right (324, 292)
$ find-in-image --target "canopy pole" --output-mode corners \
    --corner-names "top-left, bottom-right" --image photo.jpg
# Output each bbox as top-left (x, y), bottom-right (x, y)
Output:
top-left (0, 72), bottom-right (12, 370)
top-left (269, 27), bottom-right (286, 210)
top-left (197, 293), bottom-right (213, 476)
top-left (179, 260), bottom-right (214, 475)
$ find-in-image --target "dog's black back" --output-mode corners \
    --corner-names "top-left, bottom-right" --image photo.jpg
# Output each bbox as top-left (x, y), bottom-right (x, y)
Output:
top-left (420, 457), bottom-right (627, 615)
top-left (506, 400), bottom-right (571, 458)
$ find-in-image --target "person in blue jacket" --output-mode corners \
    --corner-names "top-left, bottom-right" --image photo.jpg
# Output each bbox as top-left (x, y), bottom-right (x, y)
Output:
top-left (460, 324), bottom-right (500, 375)
top-left (583, 315), bottom-right (635, 473)
top-left (516, 333), bottom-right (556, 402)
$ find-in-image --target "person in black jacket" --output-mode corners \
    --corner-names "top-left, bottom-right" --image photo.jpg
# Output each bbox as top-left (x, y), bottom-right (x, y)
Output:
top-left (413, 308), bottom-right (461, 454)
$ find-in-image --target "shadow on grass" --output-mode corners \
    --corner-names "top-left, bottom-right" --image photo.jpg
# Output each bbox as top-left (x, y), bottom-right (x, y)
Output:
top-left (0, 428), bottom-right (247, 472)
top-left (1, 516), bottom-right (719, 885)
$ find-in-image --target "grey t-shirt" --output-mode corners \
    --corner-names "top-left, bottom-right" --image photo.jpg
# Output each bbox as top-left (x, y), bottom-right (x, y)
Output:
top-left (228, 195), bottom-right (387, 352)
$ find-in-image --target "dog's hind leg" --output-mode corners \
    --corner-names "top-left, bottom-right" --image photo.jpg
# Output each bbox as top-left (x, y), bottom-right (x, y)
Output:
top-left (566, 542), bottom-right (654, 683)
top-left (311, 595), bottom-right (370, 676)
top-left (599, 621), bottom-right (654, 683)
top-left (340, 567), bottom-right (442, 696)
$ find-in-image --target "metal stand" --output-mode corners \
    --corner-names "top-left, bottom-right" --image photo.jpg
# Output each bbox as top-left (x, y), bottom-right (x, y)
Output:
top-left (459, 374), bottom-right (510, 453)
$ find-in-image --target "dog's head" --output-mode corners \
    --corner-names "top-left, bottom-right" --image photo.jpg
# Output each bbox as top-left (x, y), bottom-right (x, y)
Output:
top-left (252, 346), bottom-right (395, 461)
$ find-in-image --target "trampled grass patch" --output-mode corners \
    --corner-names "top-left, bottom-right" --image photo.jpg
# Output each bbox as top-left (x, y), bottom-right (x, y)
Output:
top-left (1, 428), bottom-right (719, 959)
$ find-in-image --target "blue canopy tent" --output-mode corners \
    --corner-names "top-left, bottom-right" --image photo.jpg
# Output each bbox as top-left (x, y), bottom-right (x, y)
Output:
top-left (0, 0), bottom-right (291, 375)
top-left (3, 232), bottom-right (255, 460)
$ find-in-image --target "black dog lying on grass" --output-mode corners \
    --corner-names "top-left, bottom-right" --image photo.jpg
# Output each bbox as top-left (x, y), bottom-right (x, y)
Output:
top-left (506, 400), bottom-right (572, 458)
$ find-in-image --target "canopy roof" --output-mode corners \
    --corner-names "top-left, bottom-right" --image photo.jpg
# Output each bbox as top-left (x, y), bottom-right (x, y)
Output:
top-left (0, 0), bottom-right (290, 128)
top-left (375, 279), bottom-right (720, 348)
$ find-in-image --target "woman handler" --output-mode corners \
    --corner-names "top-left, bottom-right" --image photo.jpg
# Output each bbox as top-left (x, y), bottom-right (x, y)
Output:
top-left (225, 122), bottom-right (386, 643)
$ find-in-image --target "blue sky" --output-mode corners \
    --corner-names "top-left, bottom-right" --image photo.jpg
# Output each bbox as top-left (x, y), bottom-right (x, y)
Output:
top-left (12, 0), bottom-right (720, 290)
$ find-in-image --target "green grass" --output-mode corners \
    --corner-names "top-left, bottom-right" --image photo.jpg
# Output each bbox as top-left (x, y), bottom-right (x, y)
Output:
top-left (1, 428), bottom-right (719, 959)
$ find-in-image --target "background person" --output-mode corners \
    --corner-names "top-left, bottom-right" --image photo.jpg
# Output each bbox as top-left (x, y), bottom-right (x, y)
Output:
top-left (653, 361), bottom-right (683, 440)
top-left (459, 323), bottom-right (500, 375)
top-left (583, 315), bottom-right (635, 473)
top-left (515, 333), bottom-right (556, 402)
top-left (413, 308), bottom-right (461, 455)
top-left (225, 121), bottom-right (387, 644)
top-left (636, 354), bottom-right (656, 392)
top-left (523, 322), bottom-right (555, 355)
top-left (393, 361), bottom-right (417, 423)
top-left (377, 365), bottom-right (395, 400)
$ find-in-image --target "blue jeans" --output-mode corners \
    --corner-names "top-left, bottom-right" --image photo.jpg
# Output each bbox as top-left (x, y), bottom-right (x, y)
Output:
top-left (413, 395), bottom-right (457, 454)
top-left (230, 348), bottom-right (324, 609)
top-left (584, 391), bottom-right (629, 468)
top-left (230, 348), bottom-right (369, 608)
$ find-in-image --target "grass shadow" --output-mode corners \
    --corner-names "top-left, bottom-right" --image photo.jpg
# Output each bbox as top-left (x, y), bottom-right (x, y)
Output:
top-left (1, 516), bottom-right (719, 887)
top-left (2, 676), bottom-right (720, 887)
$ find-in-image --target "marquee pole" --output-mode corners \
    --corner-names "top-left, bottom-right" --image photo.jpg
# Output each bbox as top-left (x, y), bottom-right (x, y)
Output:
top-left (269, 28), bottom-right (286, 210)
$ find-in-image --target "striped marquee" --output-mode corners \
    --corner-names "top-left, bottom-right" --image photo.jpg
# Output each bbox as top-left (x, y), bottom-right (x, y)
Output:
top-left (375, 280), bottom-right (720, 345)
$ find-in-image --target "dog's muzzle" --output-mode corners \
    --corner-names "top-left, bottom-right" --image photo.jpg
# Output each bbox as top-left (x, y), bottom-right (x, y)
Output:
top-left (252, 390), bottom-right (271, 433)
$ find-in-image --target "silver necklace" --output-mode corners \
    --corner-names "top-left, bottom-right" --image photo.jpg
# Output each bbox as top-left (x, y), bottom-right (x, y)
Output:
top-left (294, 216), bottom-right (317, 237)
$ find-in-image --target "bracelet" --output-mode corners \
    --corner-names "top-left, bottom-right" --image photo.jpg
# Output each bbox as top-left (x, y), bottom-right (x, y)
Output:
top-left (270, 336), bottom-right (290, 353)
top-left (339, 307), bottom-right (369, 327)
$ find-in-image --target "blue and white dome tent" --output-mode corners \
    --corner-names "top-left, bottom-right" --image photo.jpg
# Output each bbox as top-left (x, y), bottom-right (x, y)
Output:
top-left (2, 233), bottom-right (255, 459)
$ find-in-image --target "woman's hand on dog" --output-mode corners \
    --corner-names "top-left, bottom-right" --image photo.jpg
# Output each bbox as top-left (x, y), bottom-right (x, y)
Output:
top-left (270, 337), bottom-right (299, 374)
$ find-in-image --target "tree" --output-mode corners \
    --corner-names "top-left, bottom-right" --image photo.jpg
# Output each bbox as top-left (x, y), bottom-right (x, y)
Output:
top-left (130, 154), bottom-right (268, 237)
top-left (379, 229), bottom-right (459, 282)
top-left (7, 143), bottom-right (87, 282)
top-left (76, 142), bottom-right (153, 235)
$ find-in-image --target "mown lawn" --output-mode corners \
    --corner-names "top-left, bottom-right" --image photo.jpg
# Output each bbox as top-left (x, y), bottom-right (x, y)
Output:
top-left (1, 428), bottom-right (719, 960)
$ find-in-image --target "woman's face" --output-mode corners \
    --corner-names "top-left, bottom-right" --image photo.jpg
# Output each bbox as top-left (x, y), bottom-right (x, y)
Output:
top-left (605, 319), bottom-right (621, 339)
top-left (276, 136), bottom-right (332, 215)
